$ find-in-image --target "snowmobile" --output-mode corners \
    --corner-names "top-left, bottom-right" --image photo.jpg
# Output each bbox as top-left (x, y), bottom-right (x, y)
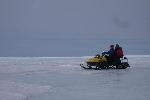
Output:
top-left (80, 54), bottom-right (130, 70)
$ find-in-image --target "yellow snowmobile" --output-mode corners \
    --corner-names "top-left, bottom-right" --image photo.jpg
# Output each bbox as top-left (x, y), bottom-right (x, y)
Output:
top-left (80, 54), bottom-right (130, 69)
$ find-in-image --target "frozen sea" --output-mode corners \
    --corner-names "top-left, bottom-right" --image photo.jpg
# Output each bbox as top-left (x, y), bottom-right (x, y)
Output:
top-left (0, 55), bottom-right (150, 100)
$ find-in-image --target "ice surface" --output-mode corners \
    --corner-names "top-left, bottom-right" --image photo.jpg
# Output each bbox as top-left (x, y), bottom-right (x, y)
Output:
top-left (0, 80), bottom-right (51, 100)
top-left (0, 55), bottom-right (150, 100)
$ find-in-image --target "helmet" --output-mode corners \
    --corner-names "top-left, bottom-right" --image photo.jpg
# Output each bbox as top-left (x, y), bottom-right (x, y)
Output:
top-left (110, 45), bottom-right (114, 48)
top-left (115, 44), bottom-right (119, 48)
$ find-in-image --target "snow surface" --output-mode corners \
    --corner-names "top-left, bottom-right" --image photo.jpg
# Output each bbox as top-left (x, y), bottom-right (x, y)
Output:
top-left (0, 55), bottom-right (150, 100)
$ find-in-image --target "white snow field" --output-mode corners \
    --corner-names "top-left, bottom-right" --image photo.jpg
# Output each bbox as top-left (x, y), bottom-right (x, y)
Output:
top-left (0, 55), bottom-right (150, 100)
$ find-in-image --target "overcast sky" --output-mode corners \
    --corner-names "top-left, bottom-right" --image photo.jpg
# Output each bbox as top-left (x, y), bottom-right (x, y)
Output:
top-left (0, 0), bottom-right (150, 56)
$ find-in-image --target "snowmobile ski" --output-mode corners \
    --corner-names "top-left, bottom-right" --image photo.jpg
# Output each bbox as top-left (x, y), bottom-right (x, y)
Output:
top-left (80, 64), bottom-right (98, 70)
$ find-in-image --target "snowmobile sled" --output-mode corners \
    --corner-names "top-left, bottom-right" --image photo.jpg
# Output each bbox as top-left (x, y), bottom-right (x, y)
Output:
top-left (80, 54), bottom-right (130, 70)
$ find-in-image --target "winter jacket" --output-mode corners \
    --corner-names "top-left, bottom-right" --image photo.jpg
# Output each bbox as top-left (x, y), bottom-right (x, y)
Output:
top-left (103, 48), bottom-right (115, 57)
top-left (114, 47), bottom-right (124, 58)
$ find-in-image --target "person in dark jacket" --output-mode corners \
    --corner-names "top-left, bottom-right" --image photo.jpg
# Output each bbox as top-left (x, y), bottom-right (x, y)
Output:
top-left (102, 45), bottom-right (115, 62)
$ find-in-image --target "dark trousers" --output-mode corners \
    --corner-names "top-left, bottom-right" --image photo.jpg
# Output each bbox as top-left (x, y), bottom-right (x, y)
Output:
top-left (114, 57), bottom-right (121, 67)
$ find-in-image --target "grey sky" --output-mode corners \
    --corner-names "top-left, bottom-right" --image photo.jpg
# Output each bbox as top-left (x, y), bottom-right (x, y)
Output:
top-left (0, 0), bottom-right (150, 56)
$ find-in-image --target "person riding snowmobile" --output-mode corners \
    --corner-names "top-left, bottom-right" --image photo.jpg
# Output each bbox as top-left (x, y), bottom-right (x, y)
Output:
top-left (102, 45), bottom-right (115, 62)
top-left (114, 44), bottom-right (124, 68)
top-left (80, 44), bottom-right (130, 69)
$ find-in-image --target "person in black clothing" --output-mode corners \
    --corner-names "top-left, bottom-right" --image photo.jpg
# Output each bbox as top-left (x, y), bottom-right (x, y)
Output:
top-left (102, 45), bottom-right (115, 62)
